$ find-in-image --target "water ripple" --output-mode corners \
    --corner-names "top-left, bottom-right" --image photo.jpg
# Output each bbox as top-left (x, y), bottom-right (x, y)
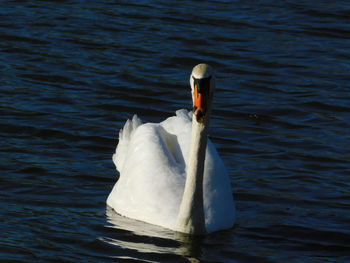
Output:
top-left (1, 0), bottom-right (350, 262)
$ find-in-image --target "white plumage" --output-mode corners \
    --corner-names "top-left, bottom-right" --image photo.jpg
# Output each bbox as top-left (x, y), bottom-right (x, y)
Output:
top-left (107, 109), bottom-right (235, 233)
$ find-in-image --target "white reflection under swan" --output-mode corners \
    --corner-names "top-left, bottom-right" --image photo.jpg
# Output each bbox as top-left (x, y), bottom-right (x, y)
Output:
top-left (104, 207), bottom-right (205, 262)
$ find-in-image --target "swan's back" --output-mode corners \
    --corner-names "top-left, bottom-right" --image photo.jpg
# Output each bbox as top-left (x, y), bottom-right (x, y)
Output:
top-left (107, 109), bottom-right (235, 232)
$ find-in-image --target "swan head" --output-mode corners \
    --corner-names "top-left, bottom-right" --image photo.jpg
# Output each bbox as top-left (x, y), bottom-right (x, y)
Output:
top-left (190, 63), bottom-right (215, 123)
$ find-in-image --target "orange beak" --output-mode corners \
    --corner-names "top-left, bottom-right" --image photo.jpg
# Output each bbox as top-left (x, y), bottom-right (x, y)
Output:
top-left (193, 84), bottom-right (206, 123)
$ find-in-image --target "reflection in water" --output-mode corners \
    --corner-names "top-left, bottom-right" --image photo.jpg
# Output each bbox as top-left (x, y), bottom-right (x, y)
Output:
top-left (174, 233), bottom-right (204, 263)
top-left (105, 207), bottom-right (205, 262)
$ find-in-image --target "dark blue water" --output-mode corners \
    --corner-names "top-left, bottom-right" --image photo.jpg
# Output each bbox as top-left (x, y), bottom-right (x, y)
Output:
top-left (1, 1), bottom-right (350, 262)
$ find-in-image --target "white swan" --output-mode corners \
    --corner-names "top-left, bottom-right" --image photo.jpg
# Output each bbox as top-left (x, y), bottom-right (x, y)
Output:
top-left (107, 64), bottom-right (235, 234)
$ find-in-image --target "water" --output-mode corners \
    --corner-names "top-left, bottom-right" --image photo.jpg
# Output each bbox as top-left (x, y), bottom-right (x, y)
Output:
top-left (1, 1), bottom-right (350, 262)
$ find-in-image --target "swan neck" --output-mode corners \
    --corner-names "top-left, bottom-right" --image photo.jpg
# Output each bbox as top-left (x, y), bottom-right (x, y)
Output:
top-left (175, 115), bottom-right (209, 235)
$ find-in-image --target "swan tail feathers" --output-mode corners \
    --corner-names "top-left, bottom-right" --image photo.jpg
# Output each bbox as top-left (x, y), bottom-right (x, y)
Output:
top-left (113, 115), bottom-right (142, 172)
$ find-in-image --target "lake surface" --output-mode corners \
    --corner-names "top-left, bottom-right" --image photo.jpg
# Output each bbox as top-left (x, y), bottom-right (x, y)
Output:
top-left (1, 1), bottom-right (350, 262)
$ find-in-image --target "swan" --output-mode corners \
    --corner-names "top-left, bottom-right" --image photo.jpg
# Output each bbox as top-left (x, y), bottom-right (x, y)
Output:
top-left (107, 64), bottom-right (235, 235)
